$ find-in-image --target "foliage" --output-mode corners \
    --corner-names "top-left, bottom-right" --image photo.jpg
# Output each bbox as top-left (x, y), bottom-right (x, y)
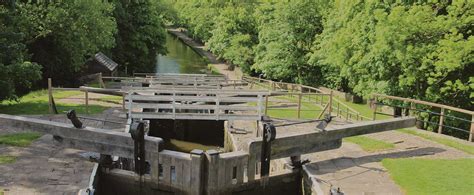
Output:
top-left (0, 132), bottom-right (41, 147)
top-left (253, 1), bottom-right (326, 83)
top-left (111, 0), bottom-right (167, 74)
top-left (16, 1), bottom-right (116, 85)
top-left (0, 5), bottom-right (41, 101)
top-left (309, 0), bottom-right (473, 110)
top-left (205, 4), bottom-right (257, 73)
top-left (383, 158), bottom-right (474, 194)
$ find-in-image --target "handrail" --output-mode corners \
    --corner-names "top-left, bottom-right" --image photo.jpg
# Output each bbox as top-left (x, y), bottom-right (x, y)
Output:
top-left (243, 75), bottom-right (367, 121)
top-left (373, 94), bottom-right (473, 115)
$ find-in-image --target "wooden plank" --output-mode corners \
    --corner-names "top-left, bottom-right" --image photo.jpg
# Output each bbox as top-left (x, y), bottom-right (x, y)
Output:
top-left (0, 114), bottom-right (162, 159)
top-left (48, 78), bottom-right (53, 114)
top-left (247, 117), bottom-right (416, 160)
top-left (130, 113), bottom-right (261, 121)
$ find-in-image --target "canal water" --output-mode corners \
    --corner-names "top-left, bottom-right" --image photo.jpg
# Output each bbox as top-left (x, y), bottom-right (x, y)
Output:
top-left (155, 33), bottom-right (208, 74)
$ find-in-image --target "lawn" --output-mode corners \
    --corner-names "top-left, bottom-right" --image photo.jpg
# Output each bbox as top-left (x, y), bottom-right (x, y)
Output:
top-left (398, 128), bottom-right (474, 155)
top-left (0, 90), bottom-right (108, 115)
top-left (344, 135), bottom-right (395, 152)
top-left (0, 132), bottom-right (42, 147)
top-left (0, 155), bottom-right (16, 164)
top-left (383, 158), bottom-right (474, 195)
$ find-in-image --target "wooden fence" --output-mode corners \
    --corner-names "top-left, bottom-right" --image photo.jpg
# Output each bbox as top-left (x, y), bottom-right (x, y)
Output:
top-left (242, 76), bottom-right (369, 121)
top-left (373, 94), bottom-right (474, 142)
top-left (126, 90), bottom-right (268, 121)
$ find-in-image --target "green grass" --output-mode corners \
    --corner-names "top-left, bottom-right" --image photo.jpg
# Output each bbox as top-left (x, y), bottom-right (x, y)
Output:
top-left (0, 132), bottom-right (42, 147)
top-left (97, 95), bottom-right (123, 104)
top-left (383, 158), bottom-right (474, 195)
top-left (398, 128), bottom-right (474, 155)
top-left (207, 64), bottom-right (221, 75)
top-left (0, 155), bottom-right (16, 164)
top-left (0, 90), bottom-right (108, 115)
top-left (344, 135), bottom-right (395, 152)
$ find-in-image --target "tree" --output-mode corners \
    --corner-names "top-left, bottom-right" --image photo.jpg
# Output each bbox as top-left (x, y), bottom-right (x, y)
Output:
top-left (112, 0), bottom-right (167, 74)
top-left (253, 1), bottom-right (326, 83)
top-left (206, 5), bottom-right (257, 73)
top-left (0, 3), bottom-right (41, 101)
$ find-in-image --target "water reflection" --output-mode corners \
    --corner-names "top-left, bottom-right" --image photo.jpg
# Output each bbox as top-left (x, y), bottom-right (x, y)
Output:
top-left (156, 33), bottom-right (208, 74)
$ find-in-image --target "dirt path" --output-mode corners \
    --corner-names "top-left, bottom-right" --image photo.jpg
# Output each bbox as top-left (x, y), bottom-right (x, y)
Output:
top-left (167, 28), bottom-right (243, 80)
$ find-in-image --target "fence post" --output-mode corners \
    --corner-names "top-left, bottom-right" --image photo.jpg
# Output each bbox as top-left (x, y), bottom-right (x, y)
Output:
top-left (48, 78), bottom-right (53, 114)
top-left (85, 89), bottom-right (89, 114)
top-left (336, 102), bottom-right (340, 117)
top-left (190, 149), bottom-right (204, 195)
top-left (438, 108), bottom-right (445, 134)
top-left (122, 93), bottom-right (126, 110)
top-left (98, 72), bottom-right (105, 88)
top-left (469, 115), bottom-right (473, 142)
top-left (297, 93), bottom-right (302, 119)
top-left (265, 95), bottom-right (269, 115)
top-left (271, 81), bottom-right (275, 91)
top-left (205, 150), bottom-right (220, 195)
top-left (328, 91), bottom-right (333, 115)
top-left (372, 96), bottom-right (378, 120)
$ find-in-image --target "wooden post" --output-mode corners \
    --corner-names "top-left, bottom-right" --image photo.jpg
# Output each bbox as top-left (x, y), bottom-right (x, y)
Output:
top-left (122, 93), bottom-right (126, 110)
top-left (265, 95), bottom-right (269, 115)
top-left (48, 78), bottom-right (53, 114)
top-left (410, 102), bottom-right (416, 116)
top-left (372, 96), bottom-right (378, 120)
top-left (98, 72), bottom-right (105, 88)
top-left (85, 89), bottom-right (89, 114)
top-left (337, 102), bottom-right (340, 117)
top-left (469, 115), bottom-right (473, 142)
top-left (346, 107), bottom-right (349, 121)
top-left (297, 93), bottom-right (302, 119)
top-left (271, 81), bottom-right (275, 91)
top-left (328, 91), bottom-right (333, 115)
top-left (320, 95), bottom-right (323, 105)
top-left (438, 108), bottom-right (445, 134)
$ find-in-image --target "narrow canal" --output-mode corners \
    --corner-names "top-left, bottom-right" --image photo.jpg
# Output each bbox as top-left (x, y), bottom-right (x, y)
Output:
top-left (155, 32), bottom-right (208, 74)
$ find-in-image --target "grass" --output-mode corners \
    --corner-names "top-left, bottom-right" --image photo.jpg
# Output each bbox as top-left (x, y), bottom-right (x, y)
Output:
top-left (0, 89), bottom-right (108, 115)
top-left (382, 158), bottom-right (474, 195)
top-left (97, 95), bottom-right (123, 104)
top-left (0, 155), bottom-right (16, 164)
top-left (344, 135), bottom-right (395, 152)
top-left (207, 64), bottom-right (221, 75)
top-left (0, 132), bottom-right (42, 147)
top-left (398, 128), bottom-right (474, 155)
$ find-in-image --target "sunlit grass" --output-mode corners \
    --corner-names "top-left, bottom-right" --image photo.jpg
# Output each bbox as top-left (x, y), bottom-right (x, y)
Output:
top-left (344, 135), bottom-right (395, 152)
top-left (383, 158), bottom-right (474, 194)
top-left (0, 132), bottom-right (42, 147)
top-left (398, 128), bottom-right (474, 155)
top-left (0, 90), bottom-right (108, 115)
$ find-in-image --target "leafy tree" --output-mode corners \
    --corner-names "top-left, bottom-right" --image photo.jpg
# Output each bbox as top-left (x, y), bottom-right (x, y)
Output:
top-left (253, 1), bottom-right (326, 83)
top-left (206, 5), bottom-right (257, 73)
top-left (112, 0), bottom-right (167, 74)
top-left (17, 1), bottom-right (116, 85)
top-left (0, 3), bottom-right (41, 101)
